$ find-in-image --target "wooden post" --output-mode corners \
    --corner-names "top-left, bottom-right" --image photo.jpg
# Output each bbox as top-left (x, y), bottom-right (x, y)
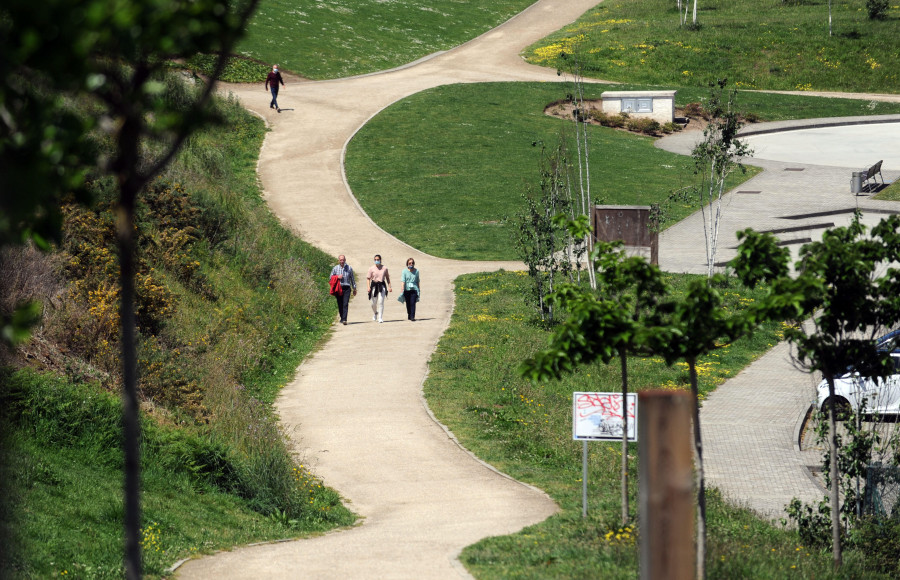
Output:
top-left (639, 391), bottom-right (695, 580)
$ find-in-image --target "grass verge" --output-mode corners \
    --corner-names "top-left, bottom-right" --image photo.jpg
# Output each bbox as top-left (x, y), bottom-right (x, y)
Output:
top-left (1, 369), bottom-right (353, 579)
top-left (426, 270), bottom-right (888, 578)
top-left (873, 178), bottom-right (900, 201)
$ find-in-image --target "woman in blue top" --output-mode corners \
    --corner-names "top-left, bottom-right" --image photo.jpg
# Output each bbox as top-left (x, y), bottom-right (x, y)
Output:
top-left (399, 257), bottom-right (421, 321)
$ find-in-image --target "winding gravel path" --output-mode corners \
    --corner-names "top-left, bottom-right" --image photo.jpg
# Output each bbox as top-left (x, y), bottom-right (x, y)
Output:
top-left (176, 1), bottom-right (600, 578)
top-left (175, 1), bottom-right (900, 575)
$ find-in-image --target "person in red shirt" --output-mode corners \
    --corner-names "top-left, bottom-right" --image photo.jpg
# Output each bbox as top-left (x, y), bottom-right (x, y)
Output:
top-left (265, 65), bottom-right (284, 112)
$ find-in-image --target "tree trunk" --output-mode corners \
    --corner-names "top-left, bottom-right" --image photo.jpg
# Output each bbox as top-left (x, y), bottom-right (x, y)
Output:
top-left (692, 0), bottom-right (698, 24)
top-left (826, 376), bottom-right (843, 569)
top-left (828, 0), bottom-right (833, 36)
top-left (115, 116), bottom-right (143, 579)
top-left (689, 359), bottom-right (706, 580)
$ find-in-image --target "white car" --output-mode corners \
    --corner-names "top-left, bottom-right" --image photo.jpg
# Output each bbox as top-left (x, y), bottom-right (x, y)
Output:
top-left (817, 331), bottom-right (900, 417)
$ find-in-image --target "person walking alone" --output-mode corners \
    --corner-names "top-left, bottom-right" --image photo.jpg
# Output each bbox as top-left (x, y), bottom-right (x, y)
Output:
top-left (330, 254), bottom-right (356, 325)
top-left (265, 65), bottom-right (284, 112)
top-left (366, 254), bottom-right (392, 323)
top-left (399, 258), bottom-right (420, 321)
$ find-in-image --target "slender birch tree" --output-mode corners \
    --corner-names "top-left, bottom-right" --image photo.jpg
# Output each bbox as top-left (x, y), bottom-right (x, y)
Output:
top-left (691, 79), bottom-right (752, 278)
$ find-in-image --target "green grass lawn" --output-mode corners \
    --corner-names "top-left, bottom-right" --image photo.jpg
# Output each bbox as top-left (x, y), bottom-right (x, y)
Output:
top-left (426, 270), bottom-right (890, 578)
top-left (345, 82), bottom-right (740, 261)
top-left (345, 81), bottom-right (900, 261)
top-left (524, 0), bottom-right (900, 93)
top-left (237, 0), bottom-right (536, 79)
top-left (874, 178), bottom-right (900, 201)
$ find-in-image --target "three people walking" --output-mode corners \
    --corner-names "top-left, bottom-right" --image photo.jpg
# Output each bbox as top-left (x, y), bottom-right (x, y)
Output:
top-left (331, 254), bottom-right (419, 324)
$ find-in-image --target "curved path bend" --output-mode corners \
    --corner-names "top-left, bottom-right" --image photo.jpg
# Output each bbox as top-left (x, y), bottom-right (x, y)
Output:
top-left (177, 1), bottom-right (600, 578)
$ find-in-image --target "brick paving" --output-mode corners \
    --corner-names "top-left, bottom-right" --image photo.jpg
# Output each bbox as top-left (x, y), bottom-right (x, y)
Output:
top-left (656, 117), bottom-right (900, 519)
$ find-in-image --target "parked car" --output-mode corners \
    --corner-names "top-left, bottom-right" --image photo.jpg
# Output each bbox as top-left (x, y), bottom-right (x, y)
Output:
top-left (817, 330), bottom-right (900, 417)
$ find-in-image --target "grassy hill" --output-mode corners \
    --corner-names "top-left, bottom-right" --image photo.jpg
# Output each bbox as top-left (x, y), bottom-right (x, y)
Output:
top-left (0, 85), bottom-right (355, 578)
top-left (236, 0), bottom-right (537, 79)
top-left (524, 0), bottom-right (900, 93)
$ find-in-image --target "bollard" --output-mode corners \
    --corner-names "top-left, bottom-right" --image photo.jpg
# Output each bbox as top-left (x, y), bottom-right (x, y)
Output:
top-left (639, 390), bottom-right (695, 580)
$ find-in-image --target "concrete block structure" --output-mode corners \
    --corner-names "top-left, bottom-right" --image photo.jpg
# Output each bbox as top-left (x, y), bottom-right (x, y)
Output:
top-left (600, 90), bottom-right (676, 124)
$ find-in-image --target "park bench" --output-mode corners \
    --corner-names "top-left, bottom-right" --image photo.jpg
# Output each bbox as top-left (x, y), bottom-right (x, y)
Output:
top-left (853, 160), bottom-right (884, 193)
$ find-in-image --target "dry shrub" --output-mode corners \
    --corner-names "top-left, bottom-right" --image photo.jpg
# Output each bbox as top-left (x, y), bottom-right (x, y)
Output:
top-left (42, 284), bottom-right (120, 374)
top-left (0, 245), bottom-right (64, 316)
top-left (682, 102), bottom-right (707, 119)
top-left (137, 336), bottom-right (205, 415)
top-left (270, 257), bottom-right (321, 315)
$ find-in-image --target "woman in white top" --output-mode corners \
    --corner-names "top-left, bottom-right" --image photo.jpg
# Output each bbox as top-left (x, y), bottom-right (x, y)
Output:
top-left (366, 254), bottom-right (392, 323)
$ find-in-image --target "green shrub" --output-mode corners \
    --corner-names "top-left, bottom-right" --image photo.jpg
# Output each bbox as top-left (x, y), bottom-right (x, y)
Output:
top-left (848, 516), bottom-right (900, 574)
top-left (784, 497), bottom-right (832, 548)
top-left (625, 117), bottom-right (661, 135)
top-left (588, 109), bottom-right (629, 128)
top-left (662, 121), bottom-right (682, 134)
top-left (181, 54), bottom-right (272, 84)
top-left (867, 0), bottom-right (889, 19)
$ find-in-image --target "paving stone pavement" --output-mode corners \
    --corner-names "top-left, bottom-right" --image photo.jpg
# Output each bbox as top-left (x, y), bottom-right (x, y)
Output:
top-left (656, 116), bottom-right (900, 519)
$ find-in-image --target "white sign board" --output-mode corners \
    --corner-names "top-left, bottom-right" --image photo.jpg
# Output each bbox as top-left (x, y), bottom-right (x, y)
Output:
top-left (572, 392), bottom-right (637, 442)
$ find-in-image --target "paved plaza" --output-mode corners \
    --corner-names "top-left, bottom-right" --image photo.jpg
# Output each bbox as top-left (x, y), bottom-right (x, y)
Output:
top-left (657, 116), bottom-right (900, 518)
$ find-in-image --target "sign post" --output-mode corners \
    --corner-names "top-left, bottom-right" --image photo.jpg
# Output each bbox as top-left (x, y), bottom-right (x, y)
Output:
top-left (572, 392), bottom-right (638, 517)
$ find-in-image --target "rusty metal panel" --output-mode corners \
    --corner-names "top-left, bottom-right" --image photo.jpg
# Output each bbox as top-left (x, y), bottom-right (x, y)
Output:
top-left (592, 205), bottom-right (659, 265)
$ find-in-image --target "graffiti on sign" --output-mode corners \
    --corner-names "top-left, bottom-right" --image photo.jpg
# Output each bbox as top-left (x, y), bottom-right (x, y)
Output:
top-left (572, 392), bottom-right (638, 441)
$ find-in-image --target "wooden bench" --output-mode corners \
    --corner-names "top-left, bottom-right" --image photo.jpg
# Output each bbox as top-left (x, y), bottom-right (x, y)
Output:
top-left (861, 160), bottom-right (884, 191)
